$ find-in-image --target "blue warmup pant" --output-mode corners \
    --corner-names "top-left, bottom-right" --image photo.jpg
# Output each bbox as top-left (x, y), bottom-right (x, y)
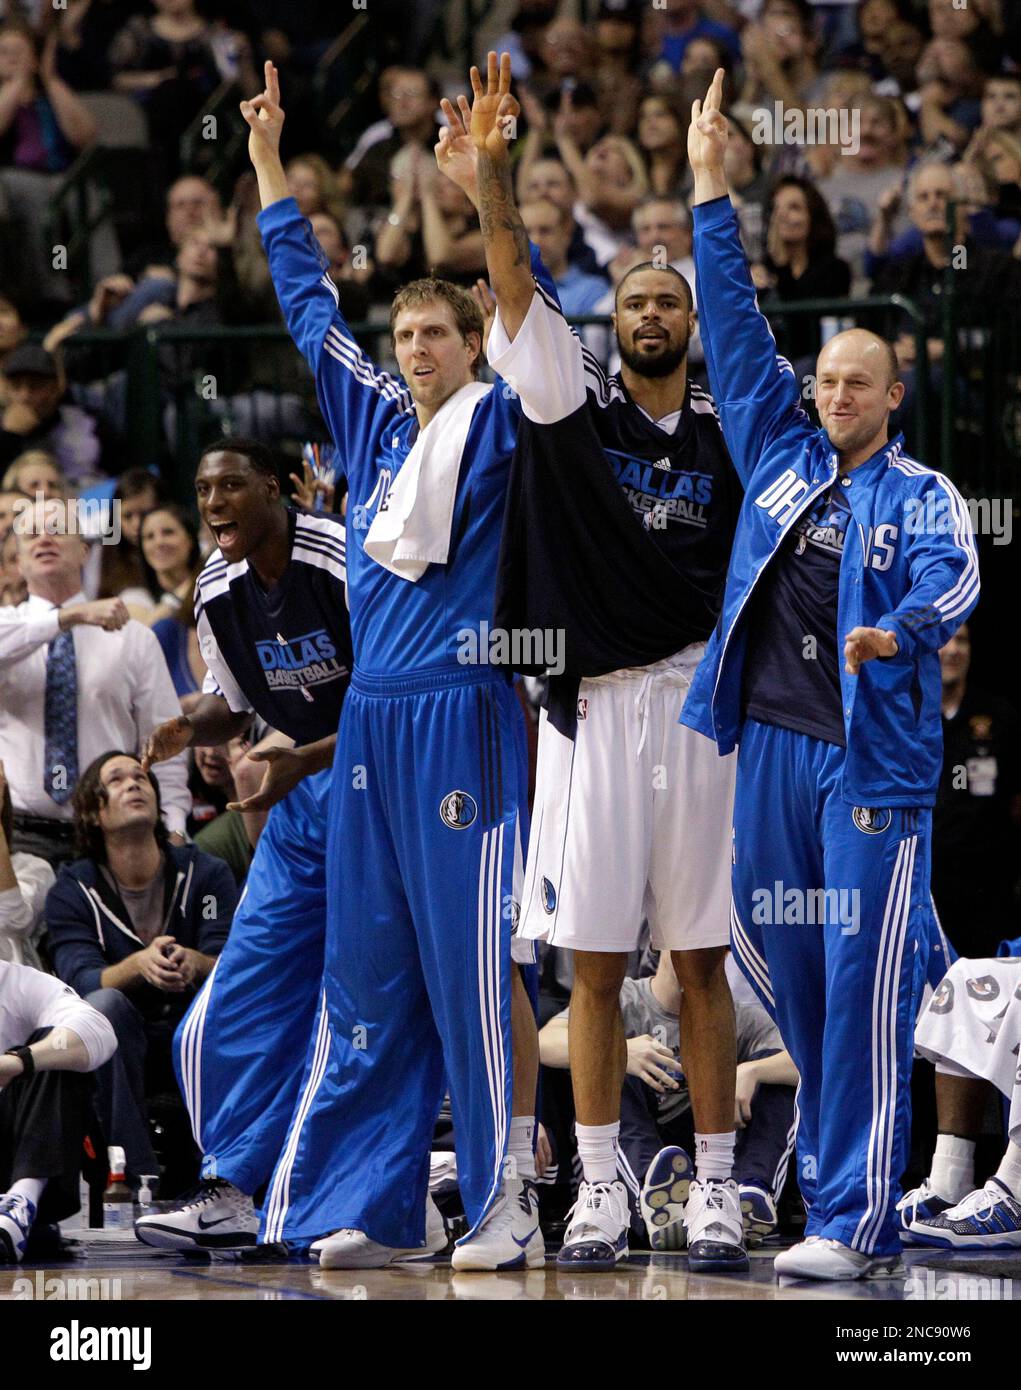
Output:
top-left (261, 667), bottom-right (528, 1248)
top-left (729, 719), bottom-right (932, 1257)
top-left (174, 769), bottom-right (331, 1196)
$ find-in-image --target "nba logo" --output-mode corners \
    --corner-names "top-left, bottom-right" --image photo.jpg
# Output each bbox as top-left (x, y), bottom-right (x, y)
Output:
top-left (577, 698), bottom-right (588, 721)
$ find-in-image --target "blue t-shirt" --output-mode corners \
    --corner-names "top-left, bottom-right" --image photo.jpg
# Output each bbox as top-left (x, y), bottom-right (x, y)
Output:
top-left (152, 616), bottom-right (199, 699)
top-left (555, 264), bottom-right (609, 318)
top-left (741, 477), bottom-right (852, 746)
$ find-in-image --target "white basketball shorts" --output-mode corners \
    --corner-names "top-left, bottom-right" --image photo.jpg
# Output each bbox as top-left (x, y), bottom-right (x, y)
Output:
top-left (519, 644), bottom-right (736, 954)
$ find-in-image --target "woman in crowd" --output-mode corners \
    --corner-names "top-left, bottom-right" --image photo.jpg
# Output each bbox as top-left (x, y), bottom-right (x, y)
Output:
top-left (375, 143), bottom-right (485, 287)
top-left (1, 451), bottom-right (67, 501)
top-left (138, 501), bottom-right (202, 628)
top-left (752, 175), bottom-right (851, 361)
top-left (637, 90), bottom-right (688, 198)
top-left (95, 468), bottom-right (168, 616)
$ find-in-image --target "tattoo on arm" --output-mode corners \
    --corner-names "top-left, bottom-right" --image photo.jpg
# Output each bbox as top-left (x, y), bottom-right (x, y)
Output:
top-left (477, 153), bottom-right (530, 268)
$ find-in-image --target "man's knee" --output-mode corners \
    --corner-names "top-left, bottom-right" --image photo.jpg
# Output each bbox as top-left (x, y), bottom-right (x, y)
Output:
top-left (572, 950), bottom-right (628, 1000)
top-left (671, 945), bottom-right (729, 994)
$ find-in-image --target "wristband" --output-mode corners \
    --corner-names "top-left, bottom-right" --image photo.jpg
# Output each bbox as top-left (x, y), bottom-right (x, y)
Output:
top-left (3, 1045), bottom-right (35, 1079)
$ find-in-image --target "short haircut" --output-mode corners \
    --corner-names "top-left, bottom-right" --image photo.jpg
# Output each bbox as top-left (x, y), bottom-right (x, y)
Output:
top-left (115, 468), bottom-right (168, 504)
top-left (198, 435), bottom-right (279, 480)
top-left (633, 194), bottom-right (690, 228)
top-left (615, 261), bottom-right (693, 313)
top-left (880, 335), bottom-right (900, 388)
top-left (72, 750), bottom-right (168, 864)
top-left (389, 279), bottom-right (484, 377)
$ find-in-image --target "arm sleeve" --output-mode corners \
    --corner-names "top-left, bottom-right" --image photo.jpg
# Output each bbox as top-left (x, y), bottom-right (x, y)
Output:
top-left (0, 607), bottom-right (60, 667)
top-left (193, 856), bottom-right (237, 957)
top-left (0, 856), bottom-right (55, 943)
top-left (488, 282), bottom-right (588, 425)
top-left (194, 596), bottom-right (253, 714)
top-left (876, 474), bottom-right (980, 659)
top-left (693, 196), bottom-right (807, 487)
top-left (44, 877), bottom-right (111, 1000)
top-left (128, 625), bottom-right (191, 836)
top-left (257, 197), bottom-right (411, 487)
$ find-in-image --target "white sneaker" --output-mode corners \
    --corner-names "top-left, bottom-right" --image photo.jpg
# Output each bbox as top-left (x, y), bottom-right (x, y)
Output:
top-left (774, 1237), bottom-right (904, 1280)
top-left (134, 1180), bottom-right (258, 1250)
top-left (315, 1195), bottom-right (447, 1269)
top-left (684, 1178), bottom-right (748, 1272)
top-left (451, 1177), bottom-right (544, 1271)
top-left (640, 1146), bottom-right (693, 1251)
top-left (556, 1180), bottom-right (630, 1271)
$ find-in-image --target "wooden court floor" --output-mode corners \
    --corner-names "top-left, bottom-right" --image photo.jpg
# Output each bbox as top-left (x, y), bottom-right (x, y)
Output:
top-left (3, 1237), bottom-right (1019, 1301)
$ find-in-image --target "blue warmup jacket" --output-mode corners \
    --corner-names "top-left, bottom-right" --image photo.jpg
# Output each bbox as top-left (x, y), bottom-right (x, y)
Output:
top-left (681, 197), bottom-right (980, 807)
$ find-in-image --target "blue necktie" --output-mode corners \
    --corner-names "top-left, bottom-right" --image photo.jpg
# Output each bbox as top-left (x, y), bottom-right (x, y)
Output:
top-left (43, 627), bottom-right (79, 806)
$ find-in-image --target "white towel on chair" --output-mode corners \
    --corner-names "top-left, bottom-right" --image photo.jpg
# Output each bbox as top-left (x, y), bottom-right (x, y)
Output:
top-left (364, 380), bottom-right (491, 581)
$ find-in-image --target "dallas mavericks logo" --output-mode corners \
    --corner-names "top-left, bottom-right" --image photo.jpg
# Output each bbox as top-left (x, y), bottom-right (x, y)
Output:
top-left (439, 790), bottom-right (477, 830)
top-left (966, 976), bottom-right (999, 1002)
top-left (931, 979), bottom-right (954, 1014)
top-left (852, 806), bottom-right (892, 835)
top-left (541, 877), bottom-right (557, 914)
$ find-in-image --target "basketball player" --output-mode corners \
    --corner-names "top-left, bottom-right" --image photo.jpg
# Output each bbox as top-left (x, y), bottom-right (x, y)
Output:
top-left (683, 71), bottom-right (979, 1279)
top-left (468, 54), bottom-right (746, 1271)
top-left (132, 437), bottom-right (373, 1251)
top-left (239, 63), bottom-right (546, 1271)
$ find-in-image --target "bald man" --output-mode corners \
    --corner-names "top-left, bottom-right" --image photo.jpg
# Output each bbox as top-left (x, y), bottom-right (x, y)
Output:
top-left (682, 73), bottom-right (977, 1281)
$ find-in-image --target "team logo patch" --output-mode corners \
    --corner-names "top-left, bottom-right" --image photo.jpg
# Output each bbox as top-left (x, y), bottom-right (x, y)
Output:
top-left (965, 975), bottom-right (999, 1002)
top-left (930, 979), bottom-right (954, 1014)
top-left (439, 790), bottom-right (477, 830)
top-left (577, 697), bottom-right (588, 721)
top-left (852, 806), bottom-right (892, 835)
top-left (508, 898), bottom-right (521, 933)
top-left (541, 877), bottom-right (557, 914)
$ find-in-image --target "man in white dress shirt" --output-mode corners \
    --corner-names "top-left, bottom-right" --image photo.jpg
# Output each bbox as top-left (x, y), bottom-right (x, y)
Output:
top-left (0, 499), bottom-right (189, 865)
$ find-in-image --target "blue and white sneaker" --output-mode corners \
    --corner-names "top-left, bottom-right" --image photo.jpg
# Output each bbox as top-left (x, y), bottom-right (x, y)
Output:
top-left (556, 1180), bottom-right (629, 1271)
top-left (896, 1178), bottom-right (955, 1244)
top-left (451, 1178), bottom-right (544, 1271)
top-left (909, 1179), bottom-right (1021, 1249)
top-left (0, 1192), bottom-right (37, 1263)
top-left (739, 1182), bottom-right (778, 1245)
top-left (640, 1146), bottom-right (693, 1251)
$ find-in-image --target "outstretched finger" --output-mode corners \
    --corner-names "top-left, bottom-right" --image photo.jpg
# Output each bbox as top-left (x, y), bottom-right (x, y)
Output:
top-left (457, 94), bottom-right (472, 128)
top-left (440, 97), bottom-right (462, 137)
top-left (498, 50), bottom-right (512, 96)
top-left (265, 60), bottom-right (280, 106)
top-left (706, 66), bottom-right (724, 112)
top-left (486, 49), bottom-right (498, 95)
top-left (469, 65), bottom-right (483, 100)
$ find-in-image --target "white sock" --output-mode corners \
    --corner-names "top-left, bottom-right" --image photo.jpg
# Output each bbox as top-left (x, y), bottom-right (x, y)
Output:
top-left (508, 1116), bottom-right (537, 1181)
top-left (576, 1121), bottom-right (619, 1185)
top-left (695, 1131), bottom-right (735, 1183)
top-left (9, 1177), bottom-right (44, 1209)
top-left (929, 1134), bottom-right (975, 1201)
top-left (995, 1141), bottom-right (1021, 1199)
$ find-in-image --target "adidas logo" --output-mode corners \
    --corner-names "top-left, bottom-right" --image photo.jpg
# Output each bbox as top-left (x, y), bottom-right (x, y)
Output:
top-left (653, 457), bottom-right (672, 471)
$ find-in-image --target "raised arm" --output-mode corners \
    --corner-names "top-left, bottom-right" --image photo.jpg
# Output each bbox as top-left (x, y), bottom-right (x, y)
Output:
top-left (688, 69), bottom-right (805, 485)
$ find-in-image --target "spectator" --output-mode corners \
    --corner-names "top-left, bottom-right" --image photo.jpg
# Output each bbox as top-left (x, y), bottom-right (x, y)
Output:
top-left (138, 503), bottom-right (202, 629)
top-left (308, 212), bottom-right (372, 322)
top-left (967, 128), bottom-right (1021, 226)
top-left (545, 81), bottom-right (605, 157)
top-left (0, 345), bottom-right (113, 487)
top-left (489, 0), bottom-right (560, 84)
top-left (753, 175), bottom-right (852, 362)
top-left (50, 0), bottom-right (138, 93)
top-left (0, 293), bottom-right (25, 382)
top-left (151, 583), bottom-right (203, 699)
top-left (571, 134), bottom-right (650, 264)
top-left (916, 37), bottom-right (987, 155)
top-left (926, 0), bottom-right (1003, 77)
top-left (738, 0), bottom-right (824, 114)
top-left (977, 74), bottom-right (1021, 140)
top-left (0, 486), bottom-right (21, 542)
top-left (723, 114), bottom-right (770, 260)
top-left (515, 156), bottom-right (603, 275)
top-left (532, 16), bottom-right (598, 102)
top-left (0, 954), bottom-right (116, 1262)
top-left (637, 90), bottom-right (688, 198)
top-left (191, 735), bottom-right (261, 889)
top-left (873, 17), bottom-right (926, 101)
top-left (0, 528), bottom-right (21, 607)
top-left (109, 0), bottom-right (223, 178)
top-left (127, 173), bottom-right (222, 281)
top-left (347, 66), bottom-right (439, 218)
top-left (538, 951), bottom-right (798, 1249)
top-left (0, 21), bottom-right (98, 313)
top-left (2, 449), bottom-right (67, 501)
top-left (931, 624), bottom-right (1021, 960)
top-left (45, 749), bottom-right (236, 1182)
top-left (375, 143), bottom-right (485, 290)
top-left (592, 2), bottom-right (644, 135)
top-left (1, 757), bottom-right (53, 968)
top-left (285, 152), bottom-right (346, 225)
top-left (654, 0), bottom-right (740, 73)
top-left (519, 198), bottom-right (608, 316)
top-left (606, 196), bottom-right (704, 367)
top-left (95, 468), bottom-right (169, 618)
top-left (0, 497), bottom-right (189, 866)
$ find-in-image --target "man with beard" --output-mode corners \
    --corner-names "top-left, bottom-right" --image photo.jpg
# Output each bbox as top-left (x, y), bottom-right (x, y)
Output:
top-left (464, 54), bottom-right (745, 1271)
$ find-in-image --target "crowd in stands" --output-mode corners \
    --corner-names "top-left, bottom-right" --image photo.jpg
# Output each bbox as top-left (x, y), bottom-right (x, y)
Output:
top-left (0, 0), bottom-right (1019, 1249)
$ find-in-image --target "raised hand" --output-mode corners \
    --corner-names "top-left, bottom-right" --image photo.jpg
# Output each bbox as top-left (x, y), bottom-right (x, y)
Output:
top-left (240, 60), bottom-right (284, 166)
top-left (141, 715), bottom-right (194, 771)
top-left (436, 92), bottom-right (479, 202)
top-left (469, 278), bottom-right (497, 351)
top-left (688, 67), bottom-right (728, 179)
top-left (469, 50), bottom-right (519, 162)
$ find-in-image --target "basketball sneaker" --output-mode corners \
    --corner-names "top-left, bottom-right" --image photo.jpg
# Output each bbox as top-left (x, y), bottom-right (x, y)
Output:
top-left (739, 1181), bottom-right (778, 1245)
top-left (134, 1180), bottom-right (258, 1250)
top-left (908, 1178), bottom-right (1021, 1249)
top-left (556, 1180), bottom-right (630, 1271)
top-left (0, 1193), bottom-right (37, 1263)
top-left (896, 1178), bottom-right (955, 1244)
top-left (639, 1146), bottom-right (692, 1251)
top-left (451, 1177), bottom-right (544, 1271)
top-left (314, 1195), bottom-right (447, 1269)
top-left (684, 1178), bottom-right (748, 1272)
top-left (774, 1237), bottom-right (903, 1280)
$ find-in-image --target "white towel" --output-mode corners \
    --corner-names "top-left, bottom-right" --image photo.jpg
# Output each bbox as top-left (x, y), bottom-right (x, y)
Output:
top-left (364, 380), bottom-right (492, 582)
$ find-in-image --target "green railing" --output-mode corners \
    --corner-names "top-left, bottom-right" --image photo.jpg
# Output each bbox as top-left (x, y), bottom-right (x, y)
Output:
top-left (53, 290), bottom-right (1018, 501)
